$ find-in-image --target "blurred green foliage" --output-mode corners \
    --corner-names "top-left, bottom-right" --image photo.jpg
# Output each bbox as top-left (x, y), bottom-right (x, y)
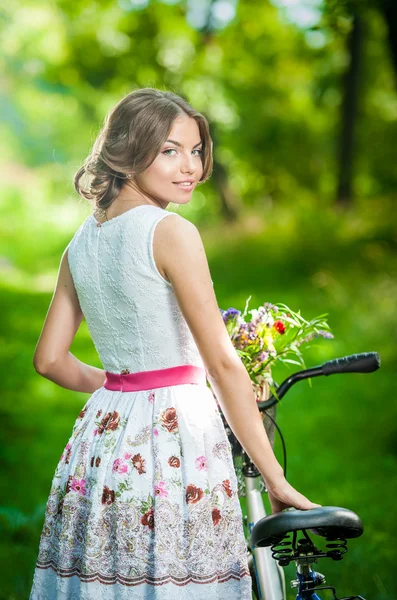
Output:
top-left (1, 0), bottom-right (396, 598)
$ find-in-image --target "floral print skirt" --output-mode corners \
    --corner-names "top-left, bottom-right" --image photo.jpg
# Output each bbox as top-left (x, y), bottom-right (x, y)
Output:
top-left (29, 382), bottom-right (252, 599)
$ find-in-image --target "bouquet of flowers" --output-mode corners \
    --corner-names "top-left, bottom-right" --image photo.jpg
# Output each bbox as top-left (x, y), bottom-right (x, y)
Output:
top-left (221, 296), bottom-right (334, 400)
top-left (209, 296), bottom-right (334, 496)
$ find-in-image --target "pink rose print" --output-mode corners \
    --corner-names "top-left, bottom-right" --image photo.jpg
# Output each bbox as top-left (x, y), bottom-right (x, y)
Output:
top-left (153, 428), bottom-right (159, 436)
top-left (71, 478), bottom-right (86, 496)
top-left (106, 411), bottom-right (120, 431)
top-left (222, 479), bottom-right (233, 498)
top-left (102, 485), bottom-right (115, 505)
top-left (154, 481), bottom-right (168, 498)
top-left (141, 506), bottom-right (155, 529)
top-left (186, 484), bottom-right (204, 504)
top-left (195, 455), bottom-right (208, 471)
top-left (90, 456), bottom-right (101, 468)
top-left (112, 458), bottom-right (129, 474)
top-left (65, 445), bottom-right (72, 465)
top-left (160, 408), bottom-right (178, 433)
top-left (98, 411), bottom-right (120, 434)
top-left (131, 453), bottom-right (146, 475)
top-left (212, 507), bottom-right (221, 526)
top-left (148, 392), bottom-right (155, 404)
top-left (65, 475), bottom-right (73, 494)
top-left (123, 451), bottom-right (133, 460)
top-left (60, 442), bottom-right (72, 461)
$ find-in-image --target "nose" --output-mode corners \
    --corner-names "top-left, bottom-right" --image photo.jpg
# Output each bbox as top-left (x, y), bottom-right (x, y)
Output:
top-left (180, 151), bottom-right (197, 174)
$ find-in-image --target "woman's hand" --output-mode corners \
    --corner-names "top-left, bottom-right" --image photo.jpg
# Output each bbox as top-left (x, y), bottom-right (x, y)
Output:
top-left (266, 476), bottom-right (322, 514)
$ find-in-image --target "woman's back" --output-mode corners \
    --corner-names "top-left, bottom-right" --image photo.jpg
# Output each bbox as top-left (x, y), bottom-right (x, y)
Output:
top-left (67, 204), bottom-right (205, 373)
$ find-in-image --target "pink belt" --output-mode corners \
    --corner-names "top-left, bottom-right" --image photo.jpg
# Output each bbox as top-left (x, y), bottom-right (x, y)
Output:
top-left (103, 364), bottom-right (207, 392)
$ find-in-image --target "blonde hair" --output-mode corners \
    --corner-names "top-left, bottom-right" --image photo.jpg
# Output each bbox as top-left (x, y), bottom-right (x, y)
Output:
top-left (74, 87), bottom-right (213, 211)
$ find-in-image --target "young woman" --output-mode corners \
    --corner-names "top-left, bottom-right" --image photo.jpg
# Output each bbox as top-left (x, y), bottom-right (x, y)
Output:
top-left (29, 87), bottom-right (321, 599)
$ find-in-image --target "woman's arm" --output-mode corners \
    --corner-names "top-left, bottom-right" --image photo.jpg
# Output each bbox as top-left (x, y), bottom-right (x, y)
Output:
top-left (154, 214), bottom-right (321, 511)
top-left (33, 246), bottom-right (106, 393)
top-left (36, 351), bottom-right (106, 393)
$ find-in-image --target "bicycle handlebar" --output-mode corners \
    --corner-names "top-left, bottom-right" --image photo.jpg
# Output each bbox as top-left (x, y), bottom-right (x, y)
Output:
top-left (322, 352), bottom-right (380, 375)
top-left (257, 351), bottom-right (381, 410)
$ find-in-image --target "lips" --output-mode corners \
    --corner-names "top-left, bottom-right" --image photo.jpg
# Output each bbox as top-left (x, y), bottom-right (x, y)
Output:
top-left (173, 181), bottom-right (194, 190)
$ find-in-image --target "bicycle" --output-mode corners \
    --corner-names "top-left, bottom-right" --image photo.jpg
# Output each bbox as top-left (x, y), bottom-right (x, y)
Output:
top-left (217, 351), bottom-right (381, 600)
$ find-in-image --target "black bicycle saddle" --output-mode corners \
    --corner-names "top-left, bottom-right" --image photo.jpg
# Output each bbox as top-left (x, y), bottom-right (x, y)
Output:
top-left (251, 506), bottom-right (363, 548)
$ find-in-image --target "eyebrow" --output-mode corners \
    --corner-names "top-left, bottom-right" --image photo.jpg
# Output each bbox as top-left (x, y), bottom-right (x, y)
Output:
top-left (164, 139), bottom-right (203, 148)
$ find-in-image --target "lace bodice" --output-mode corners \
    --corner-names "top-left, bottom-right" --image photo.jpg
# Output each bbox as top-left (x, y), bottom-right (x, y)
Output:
top-left (67, 205), bottom-right (206, 374)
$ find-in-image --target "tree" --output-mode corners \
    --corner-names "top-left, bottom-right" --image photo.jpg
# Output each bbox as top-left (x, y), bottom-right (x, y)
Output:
top-left (379, 0), bottom-right (397, 83)
top-left (336, 10), bottom-right (363, 206)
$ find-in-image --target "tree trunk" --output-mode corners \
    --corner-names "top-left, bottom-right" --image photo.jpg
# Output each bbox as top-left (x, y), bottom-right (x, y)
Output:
top-left (380, 0), bottom-right (397, 84)
top-left (336, 11), bottom-right (363, 207)
top-left (198, 0), bottom-right (240, 221)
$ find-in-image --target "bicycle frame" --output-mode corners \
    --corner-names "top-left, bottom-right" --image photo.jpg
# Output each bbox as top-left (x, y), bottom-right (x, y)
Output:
top-left (235, 352), bottom-right (380, 600)
top-left (245, 469), bottom-right (286, 600)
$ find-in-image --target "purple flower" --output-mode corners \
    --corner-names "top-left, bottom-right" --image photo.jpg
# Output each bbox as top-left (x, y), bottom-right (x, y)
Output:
top-left (263, 302), bottom-right (279, 313)
top-left (319, 331), bottom-right (334, 339)
top-left (220, 308), bottom-right (241, 323)
top-left (296, 330), bottom-right (334, 346)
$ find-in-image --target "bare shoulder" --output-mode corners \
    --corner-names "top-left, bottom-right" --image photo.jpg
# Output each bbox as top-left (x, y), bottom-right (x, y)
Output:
top-left (153, 212), bottom-right (242, 377)
top-left (153, 213), bottom-right (203, 278)
top-left (157, 212), bottom-right (198, 238)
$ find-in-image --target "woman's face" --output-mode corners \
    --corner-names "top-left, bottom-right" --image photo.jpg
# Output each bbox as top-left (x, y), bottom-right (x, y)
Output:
top-left (132, 115), bottom-right (204, 209)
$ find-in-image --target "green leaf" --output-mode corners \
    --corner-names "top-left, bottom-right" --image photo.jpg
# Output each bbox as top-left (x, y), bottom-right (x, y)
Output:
top-left (281, 358), bottom-right (304, 366)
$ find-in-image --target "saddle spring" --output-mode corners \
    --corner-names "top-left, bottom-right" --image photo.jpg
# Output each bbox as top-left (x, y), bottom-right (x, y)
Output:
top-left (270, 531), bottom-right (295, 566)
top-left (270, 529), bottom-right (349, 566)
top-left (324, 534), bottom-right (348, 560)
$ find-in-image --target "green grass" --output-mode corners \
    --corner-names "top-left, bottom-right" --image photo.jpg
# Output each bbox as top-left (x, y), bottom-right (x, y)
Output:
top-left (1, 197), bottom-right (396, 599)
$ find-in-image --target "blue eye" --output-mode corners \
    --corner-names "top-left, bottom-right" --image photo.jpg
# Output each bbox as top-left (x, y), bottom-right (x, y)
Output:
top-left (163, 149), bottom-right (203, 155)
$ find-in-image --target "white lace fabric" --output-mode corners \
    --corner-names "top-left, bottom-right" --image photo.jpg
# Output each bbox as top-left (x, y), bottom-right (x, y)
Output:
top-left (29, 205), bottom-right (252, 599)
top-left (66, 205), bottom-right (206, 374)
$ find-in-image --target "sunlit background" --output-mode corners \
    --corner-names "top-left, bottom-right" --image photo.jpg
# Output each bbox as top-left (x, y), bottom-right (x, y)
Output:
top-left (1, 0), bottom-right (396, 598)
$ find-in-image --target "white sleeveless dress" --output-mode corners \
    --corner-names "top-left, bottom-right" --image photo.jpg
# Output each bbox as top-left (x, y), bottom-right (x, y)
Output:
top-left (29, 204), bottom-right (252, 599)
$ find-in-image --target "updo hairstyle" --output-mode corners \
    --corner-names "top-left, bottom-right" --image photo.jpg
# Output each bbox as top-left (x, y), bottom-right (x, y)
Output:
top-left (74, 87), bottom-right (213, 214)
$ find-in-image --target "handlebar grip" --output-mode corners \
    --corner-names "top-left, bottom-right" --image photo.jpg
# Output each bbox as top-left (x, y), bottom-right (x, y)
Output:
top-left (322, 352), bottom-right (381, 375)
